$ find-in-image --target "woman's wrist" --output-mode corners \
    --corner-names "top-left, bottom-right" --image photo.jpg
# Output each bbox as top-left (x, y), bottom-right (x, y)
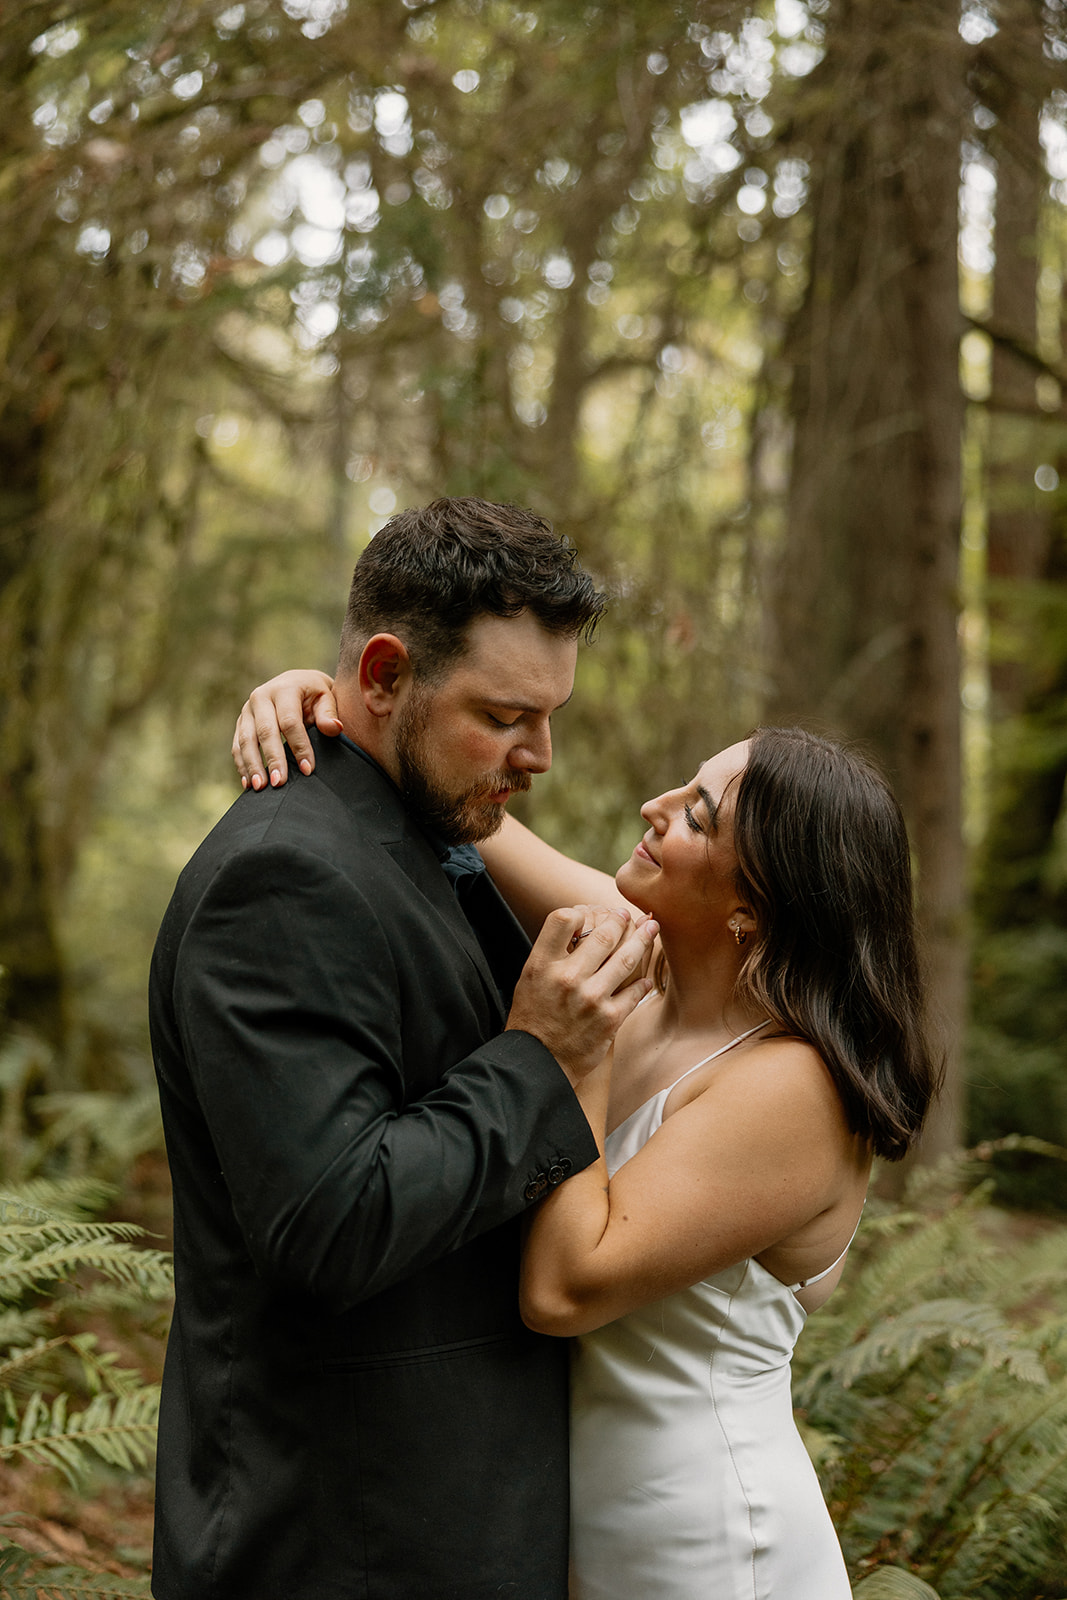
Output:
top-left (574, 1052), bottom-right (612, 1147)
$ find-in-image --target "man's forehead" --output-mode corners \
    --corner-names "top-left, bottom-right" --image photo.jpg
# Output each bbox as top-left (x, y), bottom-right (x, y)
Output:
top-left (456, 611), bottom-right (577, 669)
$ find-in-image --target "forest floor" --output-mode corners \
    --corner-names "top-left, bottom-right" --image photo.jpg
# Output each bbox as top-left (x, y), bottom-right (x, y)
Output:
top-left (1, 1459), bottom-right (156, 1582)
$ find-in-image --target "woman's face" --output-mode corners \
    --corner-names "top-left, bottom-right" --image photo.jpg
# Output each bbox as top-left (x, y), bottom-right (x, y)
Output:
top-left (616, 741), bottom-right (750, 938)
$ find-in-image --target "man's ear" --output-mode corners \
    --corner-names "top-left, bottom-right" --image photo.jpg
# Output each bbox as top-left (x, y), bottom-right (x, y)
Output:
top-left (358, 634), bottom-right (412, 718)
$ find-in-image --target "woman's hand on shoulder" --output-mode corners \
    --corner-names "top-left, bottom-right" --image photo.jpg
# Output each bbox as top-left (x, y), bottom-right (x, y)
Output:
top-left (232, 669), bottom-right (340, 790)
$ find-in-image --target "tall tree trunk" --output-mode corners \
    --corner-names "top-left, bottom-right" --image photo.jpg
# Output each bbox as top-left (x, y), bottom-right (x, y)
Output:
top-left (0, 398), bottom-right (67, 1048)
top-left (971, 0), bottom-right (1067, 929)
top-left (0, 4), bottom-right (68, 1049)
top-left (765, 0), bottom-right (967, 1158)
top-left (982, 0), bottom-right (1051, 715)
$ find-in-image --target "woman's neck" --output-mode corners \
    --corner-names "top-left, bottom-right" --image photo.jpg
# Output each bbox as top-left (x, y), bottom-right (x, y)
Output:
top-left (654, 928), bottom-right (763, 1040)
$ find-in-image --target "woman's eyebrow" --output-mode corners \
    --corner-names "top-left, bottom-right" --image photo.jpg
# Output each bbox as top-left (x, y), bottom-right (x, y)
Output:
top-left (696, 784), bottom-right (718, 823)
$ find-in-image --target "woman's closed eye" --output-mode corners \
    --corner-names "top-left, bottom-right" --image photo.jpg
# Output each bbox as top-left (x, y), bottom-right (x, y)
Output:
top-left (684, 803), bottom-right (704, 833)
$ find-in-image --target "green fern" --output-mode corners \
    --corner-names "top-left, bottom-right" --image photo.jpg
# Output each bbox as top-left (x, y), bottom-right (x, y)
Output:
top-left (0, 1180), bottom-right (167, 1594)
top-left (32, 1091), bottom-right (164, 1185)
top-left (0, 1186), bottom-right (169, 1488)
top-left (795, 1158), bottom-right (1067, 1600)
top-left (1, 1384), bottom-right (160, 1482)
top-left (0, 1178), bottom-right (117, 1221)
top-left (0, 1530), bottom-right (152, 1598)
top-left (853, 1569), bottom-right (941, 1599)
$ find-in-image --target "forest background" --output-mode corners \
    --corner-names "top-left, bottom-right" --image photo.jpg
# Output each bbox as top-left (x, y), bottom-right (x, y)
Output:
top-left (1, 0), bottom-right (1067, 1596)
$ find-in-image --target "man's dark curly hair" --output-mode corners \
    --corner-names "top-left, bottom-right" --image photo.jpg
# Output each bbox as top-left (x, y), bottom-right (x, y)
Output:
top-left (337, 497), bottom-right (605, 681)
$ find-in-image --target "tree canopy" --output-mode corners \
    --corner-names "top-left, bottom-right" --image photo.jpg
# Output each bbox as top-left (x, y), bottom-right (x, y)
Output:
top-left (0, 0), bottom-right (1065, 1162)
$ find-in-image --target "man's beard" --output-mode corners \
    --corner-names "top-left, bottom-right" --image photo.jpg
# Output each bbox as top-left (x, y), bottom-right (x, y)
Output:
top-left (393, 688), bottom-right (532, 845)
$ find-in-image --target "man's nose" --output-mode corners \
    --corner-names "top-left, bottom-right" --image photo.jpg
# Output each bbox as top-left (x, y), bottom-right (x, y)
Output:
top-left (508, 720), bottom-right (552, 773)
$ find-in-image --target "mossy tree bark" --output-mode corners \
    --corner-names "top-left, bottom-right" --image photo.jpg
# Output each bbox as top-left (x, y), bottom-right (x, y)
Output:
top-left (764, 0), bottom-right (968, 1158)
top-left (973, 0), bottom-right (1067, 929)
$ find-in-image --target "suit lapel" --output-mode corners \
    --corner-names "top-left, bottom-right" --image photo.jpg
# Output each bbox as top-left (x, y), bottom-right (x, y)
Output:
top-left (381, 834), bottom-right (514, 1027)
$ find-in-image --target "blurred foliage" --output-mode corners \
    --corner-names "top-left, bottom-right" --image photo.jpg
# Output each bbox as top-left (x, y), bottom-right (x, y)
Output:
top-left (795, 1156), bottom-right (1067, 1599)
top-left (0, 1013), bottom-right (167, 1592)
top-left (0, 0), bottom-right (1060, 1089)
top-left (2, 0), bottom-right (817, 1057)
top-left (0, 1028), bottom-right (163, 1179)
top-left (0, 0), bottom-right (1065, 1580)
top-left (0, 1536), bottom-right (152, 1600)
top-left (967, 473), bottom-right (1067, 1205)
top-left (967, 924), bottom-right (1067, 1210)
top-left (851, 1572), bottom-right (941, 1600)
top-left (0, 1174), bottom-right (168, 1597)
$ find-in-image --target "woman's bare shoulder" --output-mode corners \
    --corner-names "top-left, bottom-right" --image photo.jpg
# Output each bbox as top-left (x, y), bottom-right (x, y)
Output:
top-left (697, 1030), bottom-right (852, 1134)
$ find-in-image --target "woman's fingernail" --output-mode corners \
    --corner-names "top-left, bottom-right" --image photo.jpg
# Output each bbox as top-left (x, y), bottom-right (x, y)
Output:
top-left (299, 759), bottom-right (312, 775)
top-left (270, 768), bottom-right (282, 787)
top-left (251, 773), bottom-right (263, 791)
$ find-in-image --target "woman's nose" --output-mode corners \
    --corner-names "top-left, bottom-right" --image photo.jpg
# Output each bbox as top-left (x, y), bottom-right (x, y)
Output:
top-left (640, 789), bottom-right (674, 828)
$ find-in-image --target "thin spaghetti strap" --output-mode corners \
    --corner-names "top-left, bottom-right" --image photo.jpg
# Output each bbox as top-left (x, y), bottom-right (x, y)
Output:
top-left (791, 1204), bottom-right (865, 1291)
top-left (664, 1019), bottom-right (770, 1097)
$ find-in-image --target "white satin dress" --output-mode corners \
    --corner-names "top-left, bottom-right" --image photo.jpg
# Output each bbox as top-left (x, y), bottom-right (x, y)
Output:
top-left (569, 1027), bottom-right (854, 1600)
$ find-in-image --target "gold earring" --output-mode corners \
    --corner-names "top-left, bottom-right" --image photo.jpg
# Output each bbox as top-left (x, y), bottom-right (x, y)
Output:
top-left (733, 924), bottom-right (747, 947)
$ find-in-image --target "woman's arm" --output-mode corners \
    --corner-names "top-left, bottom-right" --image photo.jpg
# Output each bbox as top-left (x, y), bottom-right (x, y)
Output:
top-left (229, 670), bottom-right (640, 937)
top-left (519, 1040), bottom-right (865, 1337)
top-left (480, 818), bottom-right (637, 941)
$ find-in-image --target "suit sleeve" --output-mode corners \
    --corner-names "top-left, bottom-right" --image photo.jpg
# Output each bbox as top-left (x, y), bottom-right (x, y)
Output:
top-left (171, 841), bottom-right (598, 1312)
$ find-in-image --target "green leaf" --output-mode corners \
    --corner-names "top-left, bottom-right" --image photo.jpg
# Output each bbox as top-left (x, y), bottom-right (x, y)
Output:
top-left (852, 1569), bottom-right (941, 1600)
top-left (0, 1532), bottom-right (153, 1597)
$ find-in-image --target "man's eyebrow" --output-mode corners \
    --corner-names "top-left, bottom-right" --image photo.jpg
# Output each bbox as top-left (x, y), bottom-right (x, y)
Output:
top-left (481, 688), bottom-right (574, 713)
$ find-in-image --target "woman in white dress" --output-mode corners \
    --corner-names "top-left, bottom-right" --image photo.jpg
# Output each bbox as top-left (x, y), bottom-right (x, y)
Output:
top-left (234, 683), bottom-right (938, 1600)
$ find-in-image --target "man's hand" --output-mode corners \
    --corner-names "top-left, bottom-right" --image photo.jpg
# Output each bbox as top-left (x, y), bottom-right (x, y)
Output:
top-left (507, 905), bottom-right (658, 1084)
top-left (232, 669), bottom-right (341, 790)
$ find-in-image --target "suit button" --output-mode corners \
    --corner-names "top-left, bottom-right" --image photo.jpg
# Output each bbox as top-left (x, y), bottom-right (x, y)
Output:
top-left (524, 1174), bottom-right (548, 1202)
top-left (547, 1163), bottom-right (567, 1186)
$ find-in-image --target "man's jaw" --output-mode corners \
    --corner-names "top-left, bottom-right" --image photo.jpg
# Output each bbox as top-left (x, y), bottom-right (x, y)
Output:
top-left (400, 766), bottom-right (534, 846)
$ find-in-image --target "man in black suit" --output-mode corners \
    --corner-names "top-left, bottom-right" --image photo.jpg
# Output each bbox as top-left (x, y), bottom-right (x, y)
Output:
top-left (149, 498), bottom-right (655, 1599)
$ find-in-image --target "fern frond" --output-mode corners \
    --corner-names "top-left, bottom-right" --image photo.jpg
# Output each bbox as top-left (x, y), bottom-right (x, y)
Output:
top-left (0, 1336), bottom-right (71, 1388)
top-left (32, 1091), bottom-right (164, 1181)
top-left (0, 1222), bottom-right (147, 1248)
top-left (0, 1179), bottom-right (117, 1223)
top-left (0, 1383), bottom-right (160, 1486)
top-left (794, 1181), bottom-right (1067, 1600)
top-left (0, 1309), bottom-right (49, 1351)
top-left (60, 1281), bottom-right (172, 1320)
top-left (0, 1535), bottom-right (152, 1599)
top-left (828, 1298), bottom-right (1049, 1391)
top-left (0, 1237), bottom-right (172, 1304)
top-left (67, 1334), bottom-right (152, 1398)
top-left (852, 1568), bottom-right (941, 1599)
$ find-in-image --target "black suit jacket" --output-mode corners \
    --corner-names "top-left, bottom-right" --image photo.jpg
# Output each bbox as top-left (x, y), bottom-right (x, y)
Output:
top-left (149, 732), bottom-right (599, 1599)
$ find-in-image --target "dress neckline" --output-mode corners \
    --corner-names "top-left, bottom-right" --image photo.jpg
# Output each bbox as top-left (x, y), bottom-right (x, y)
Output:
top-left (606, 1019), bottom-right (770, 1140)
